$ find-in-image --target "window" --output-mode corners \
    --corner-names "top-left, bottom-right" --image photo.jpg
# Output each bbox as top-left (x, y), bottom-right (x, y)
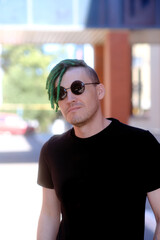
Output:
top-left (131, 44), bottom-right (151, 116)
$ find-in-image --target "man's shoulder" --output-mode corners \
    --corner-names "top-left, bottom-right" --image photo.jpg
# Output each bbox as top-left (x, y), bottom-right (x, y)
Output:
top-left (42, 128), bottom-right (73, 150)
top-left (110, 118), bottom-right (157, 140)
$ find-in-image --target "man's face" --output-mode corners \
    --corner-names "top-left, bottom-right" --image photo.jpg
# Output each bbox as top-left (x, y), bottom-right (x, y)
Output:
top-left (57, 67), bottom-right (102, 127)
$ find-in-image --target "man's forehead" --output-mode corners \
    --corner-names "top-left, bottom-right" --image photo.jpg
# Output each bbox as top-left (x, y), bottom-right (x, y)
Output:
top-left (56, 67), bottom-right (90, 86)
top-left (63, 66), bottom-right (86, 76)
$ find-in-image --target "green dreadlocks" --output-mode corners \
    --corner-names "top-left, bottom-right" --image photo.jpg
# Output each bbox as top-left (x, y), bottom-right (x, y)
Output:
top-left (46, 59), bottom-right (88, 111)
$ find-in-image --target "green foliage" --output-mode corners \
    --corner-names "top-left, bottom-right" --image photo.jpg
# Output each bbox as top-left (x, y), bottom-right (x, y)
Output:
top-left (2, 44), bottom-right (52, 104)
top-left (1, 44), bottom-right (67, 131)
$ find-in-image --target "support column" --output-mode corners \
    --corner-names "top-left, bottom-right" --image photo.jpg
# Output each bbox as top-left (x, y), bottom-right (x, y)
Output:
top-left (103, 31), bottom-right (131, 123)
top-left (94, 44), bottom-right (104, 82)
top-left (94, 44), bottom-right (105, 112)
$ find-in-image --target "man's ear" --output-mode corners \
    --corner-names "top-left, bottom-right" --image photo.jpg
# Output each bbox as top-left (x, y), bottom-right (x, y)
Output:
top-left (96, 83), bottom-right (105, 100)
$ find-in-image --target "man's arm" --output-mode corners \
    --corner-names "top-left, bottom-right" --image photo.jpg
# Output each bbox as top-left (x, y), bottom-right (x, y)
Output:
top-left (37, 187), bottom-right (61, 240)
top-left (147, 188), bottom-right (160, 240)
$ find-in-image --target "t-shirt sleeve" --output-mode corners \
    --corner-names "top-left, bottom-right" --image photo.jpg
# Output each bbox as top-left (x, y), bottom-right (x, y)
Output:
top-left (145, 131), bottom-right (160, 193)
top-left (37, 141), bottom-right (54, 189)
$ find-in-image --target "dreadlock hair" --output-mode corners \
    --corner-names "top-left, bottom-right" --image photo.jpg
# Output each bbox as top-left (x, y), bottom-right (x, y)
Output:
top-left (46, 59), bottom-right (100, 111)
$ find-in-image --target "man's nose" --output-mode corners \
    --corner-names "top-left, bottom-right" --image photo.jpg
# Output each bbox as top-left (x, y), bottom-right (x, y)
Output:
top-left (66, 89), bottom-right (76, 102)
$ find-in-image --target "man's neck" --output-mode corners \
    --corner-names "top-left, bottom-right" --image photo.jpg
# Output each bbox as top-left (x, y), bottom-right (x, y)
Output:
top-left (73, 116), bottom-right (111, 139)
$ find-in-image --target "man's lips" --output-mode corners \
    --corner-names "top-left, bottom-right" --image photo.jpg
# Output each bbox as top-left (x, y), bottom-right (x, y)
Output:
top-left (67, 104), bottom-right (82, 113)
top-left (67, 106), bottom-right (81, 113)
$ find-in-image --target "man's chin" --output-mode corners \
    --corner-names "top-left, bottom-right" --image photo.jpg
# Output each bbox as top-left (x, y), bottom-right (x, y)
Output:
top-left (67, 114), bottom-right (86, 127)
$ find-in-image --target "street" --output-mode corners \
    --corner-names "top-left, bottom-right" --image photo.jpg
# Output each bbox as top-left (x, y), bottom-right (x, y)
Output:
top-left (0, 133), bottom-right (159, 240)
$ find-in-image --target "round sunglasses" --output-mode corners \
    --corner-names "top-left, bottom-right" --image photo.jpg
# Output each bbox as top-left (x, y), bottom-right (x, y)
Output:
top-left (54, 80), bottom-right (99, 101)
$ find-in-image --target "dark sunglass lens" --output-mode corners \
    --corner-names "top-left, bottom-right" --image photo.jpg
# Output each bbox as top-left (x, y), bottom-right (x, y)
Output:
top-left (54, 87), bottom-right (67, 100)
top-left (59, 86), bottom-right (67, 100)
top-left (53, 88), bottom-right (57, 99)
top-left (71, 81), bottom-right (85, 95)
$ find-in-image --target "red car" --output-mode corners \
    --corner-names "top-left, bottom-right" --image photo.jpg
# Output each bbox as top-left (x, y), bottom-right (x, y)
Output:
top-left (0, 113), bottom-right (35, 135)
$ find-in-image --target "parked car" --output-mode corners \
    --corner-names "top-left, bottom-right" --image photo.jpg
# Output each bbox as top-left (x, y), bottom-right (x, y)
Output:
top-left (0, 112), bottom-right (35, 135)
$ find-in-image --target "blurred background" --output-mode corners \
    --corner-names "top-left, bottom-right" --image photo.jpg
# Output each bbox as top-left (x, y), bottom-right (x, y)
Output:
top-left (0, 0), bottom-right (160, 239)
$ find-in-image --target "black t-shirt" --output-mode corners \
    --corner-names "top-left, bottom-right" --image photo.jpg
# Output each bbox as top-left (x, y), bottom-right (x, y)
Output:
top-left (37, 118), bottom-right (160, 240)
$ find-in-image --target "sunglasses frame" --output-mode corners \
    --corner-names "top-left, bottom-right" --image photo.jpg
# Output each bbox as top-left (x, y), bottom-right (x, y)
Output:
top-left (54, 80), bottom-right (99, 101)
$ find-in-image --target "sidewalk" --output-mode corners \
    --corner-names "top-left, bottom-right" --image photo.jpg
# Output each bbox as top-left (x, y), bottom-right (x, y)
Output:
top-left (0, 163), bottom-right (42, 240)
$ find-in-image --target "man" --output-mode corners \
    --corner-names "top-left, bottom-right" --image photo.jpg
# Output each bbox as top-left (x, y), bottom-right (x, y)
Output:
top-left (37, 59), bottom-right (160, 240)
